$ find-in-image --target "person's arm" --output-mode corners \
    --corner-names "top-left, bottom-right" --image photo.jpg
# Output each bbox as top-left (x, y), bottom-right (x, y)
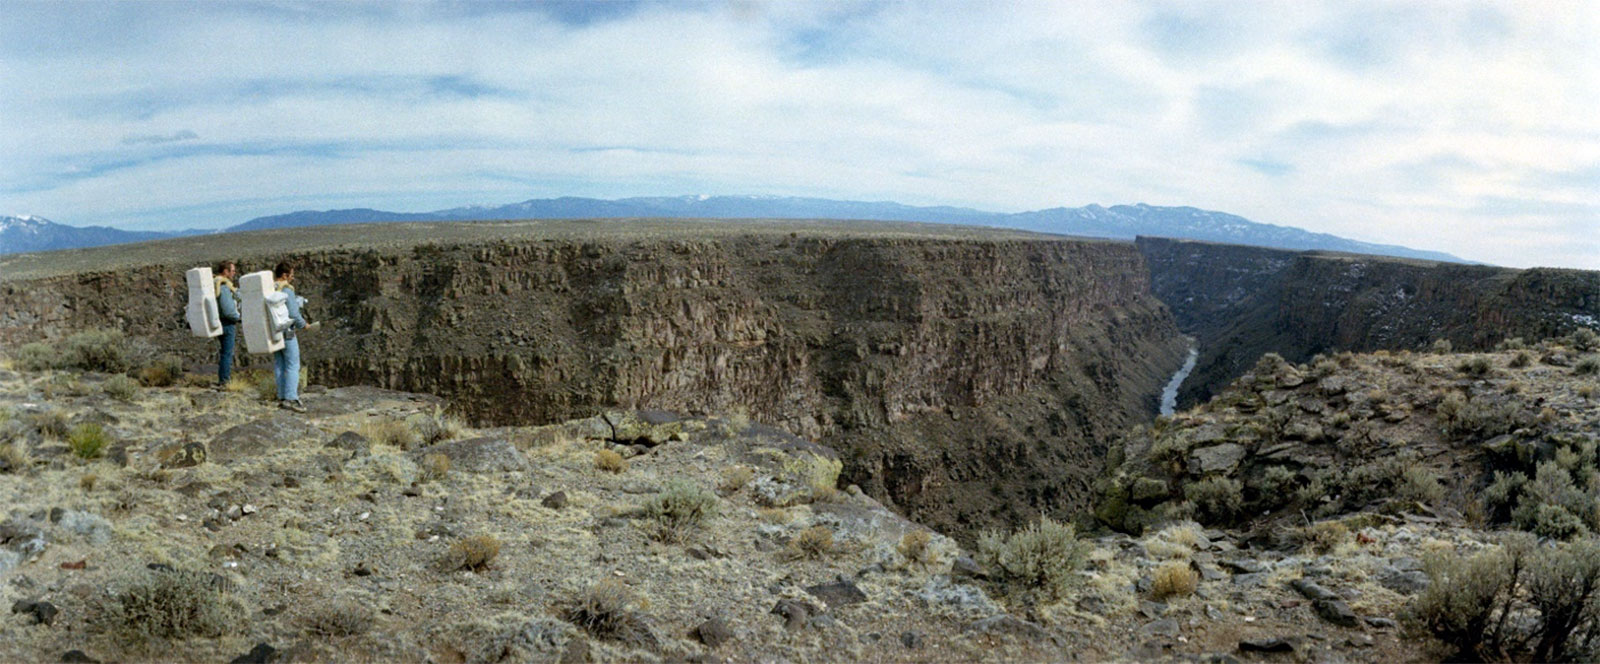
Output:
top-left (217, 284), bottom-right (240, 323)
top-left (284, 286), bottom-right (307, 330)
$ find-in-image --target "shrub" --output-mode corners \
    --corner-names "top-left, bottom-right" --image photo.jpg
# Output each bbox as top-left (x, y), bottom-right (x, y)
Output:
top-left (1497, 337), bottom-right (1527, 351)
top-left (0, 442), bottom-right (30, 474)
top-left (1150, 561), bottom-right (1198, 599)
top-left (26, 410), bottom-right (70, 440)
top-left (1431, 339), bottom-right (1454, 354)
top-left (717, 465), bottom-right (753, 493)
top-left (1581, 383), bottom-right (1598, 400)
top-left (1184, 477), bottom-right (1244, 524)
top-left (976, 517), bottom-right (1089, 604)
top-left (304, 600), bottom-right (374, 637)
top-left (1399, 466), bottom-right (1447, 505)
top-left (1577, 357), bottom-right (1600, 376)
top-left (1438, 393), bottom-right (1527, 440)
top-left (641, 480), bottom-right (717, 542)
top-left (1456, 357), bottom-right (1493, 377)
top-left (898, 530), bottom-right (934, 565)
top-left (1511, 351), bottom-right (1533, 368)
top-left (137, 355), bottom-right (184, 387)
top-left (594, 449), bottom-right (626, 474)
top-left (782, 525), bottom-right (835, 561)
top-left (444, 534), bottom-right (501, 572)
top-left (108, 567), bottom-right (242, 643)
top-left (1571, 328), bottom-right (1600, 352)
top-left (408, 405), bottom-right (465, 446)
top-left (1409, 534), bottom-right (1600, 662)
top-left (67, 423), bottom-right (109, 460)
top-left (1297, 520), bottom-right (1350, 554)
top-left (102, 374), bottom-right (139, 401)
top-left (59, 329), bottom-right (132, 373)
top-left (253, 371), bottom-right (278, 401)
top-left (361, 418), bottom-right (419, 450)
top-left (563, 579), bottom-right (652, 645)
top-left (418, 453), bottom-right (450, 482)
top-left (15, 342), bottom-right (58, 371)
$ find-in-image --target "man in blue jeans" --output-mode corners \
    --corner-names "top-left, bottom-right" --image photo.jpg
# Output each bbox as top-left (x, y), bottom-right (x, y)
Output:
top-left (272, 261), bottom-right (309, 413)
top-left (214, 260), bottom-right (241, 388)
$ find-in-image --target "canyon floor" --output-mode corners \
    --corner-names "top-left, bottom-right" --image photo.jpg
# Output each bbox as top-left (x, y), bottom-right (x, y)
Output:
top-left (12, 337), bottom-right (1597, 663)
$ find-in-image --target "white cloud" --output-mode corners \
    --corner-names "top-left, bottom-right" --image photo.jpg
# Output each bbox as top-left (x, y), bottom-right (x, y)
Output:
top-left (0, 1), bottom-right (1594, 268)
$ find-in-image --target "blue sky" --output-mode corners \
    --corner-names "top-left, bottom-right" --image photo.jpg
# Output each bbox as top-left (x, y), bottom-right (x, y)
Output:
top-left (1, 1), bottom-right (1595, 269)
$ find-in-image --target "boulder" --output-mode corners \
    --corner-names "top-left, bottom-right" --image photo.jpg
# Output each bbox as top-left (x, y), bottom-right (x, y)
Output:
top-left (210, 415), bottom-right (319, 463)
top-left (1189, 443), bottom-right (1246, 475)
top-left (408, 436), bottom-right (527, 473)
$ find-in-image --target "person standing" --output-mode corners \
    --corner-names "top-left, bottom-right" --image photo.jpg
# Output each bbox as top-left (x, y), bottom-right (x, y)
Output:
top-left (272, 261), bottom-right (308, 413)
top-left (214, 260), bottom-right (242, 388)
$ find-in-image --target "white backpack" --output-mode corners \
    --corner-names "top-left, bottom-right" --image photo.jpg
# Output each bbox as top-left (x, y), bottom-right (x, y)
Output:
top-left (184, 267), bottom-right (222, 338)
top-left (239, 271), bottom-right (285, 354)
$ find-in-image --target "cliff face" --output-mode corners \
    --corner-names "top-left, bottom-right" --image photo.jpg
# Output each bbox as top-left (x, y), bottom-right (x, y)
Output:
top-left (0, 223), bottom-right (1188, 536)
top-left (1138, 236), bottom-right (1600, 406)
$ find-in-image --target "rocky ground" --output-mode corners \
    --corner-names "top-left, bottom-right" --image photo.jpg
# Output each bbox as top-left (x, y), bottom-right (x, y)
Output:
top-left (3, 334), bottom-right (1597, 662)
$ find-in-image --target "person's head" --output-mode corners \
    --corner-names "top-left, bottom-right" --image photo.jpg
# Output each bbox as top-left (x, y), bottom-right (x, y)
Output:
top-left (215, 260), bottom-right (237, 278)
top-left (273, 261), bottom-right (295, 282)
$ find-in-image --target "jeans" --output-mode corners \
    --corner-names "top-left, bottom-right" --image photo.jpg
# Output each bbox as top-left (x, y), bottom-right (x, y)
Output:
top-left (273, 337), bottom-right (300, 401)
top-left (217, 324), bottom-right (237, 385)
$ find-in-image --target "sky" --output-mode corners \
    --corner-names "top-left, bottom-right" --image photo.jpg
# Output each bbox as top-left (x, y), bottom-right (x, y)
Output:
top-left (0, 1), bottom-right (1596, 269)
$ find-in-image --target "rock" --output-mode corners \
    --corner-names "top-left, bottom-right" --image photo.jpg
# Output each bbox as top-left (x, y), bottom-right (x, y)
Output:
top-left (1191, 424), bottom-right (1228, 446)
top-left (1313, 599), bottom-right (1360, 628)
top-left (965, 614), bottom-right (1053, 643)
top-left (327, 431), bottom-right (371, 458)
top-left (1346, 634), bottom-right (1375, 648)
top-left (1189, 443), bottom-right (1246, 475)
top-left (1232, 573), bottom-right (1267, 588)
top-left (1140, 618), bottom-right (1181, 638)
top-left (693, 616), bottom-right (733, 648)
top-left (159, 442), bottom-right (208, 469)
top-left (211, 415), bottom-right (319, 463)
top-left (408, 436), bottom-right (527, 473)
top-left (951, 555), bottom-right (985, 579)
top-left (227, 643), bottom-right (277, 664)
top-left (1238, 637), bottom-right (1296, 653)
top-left (559, 637), bottom-right (590, 664)
top-left (1198, 565), bottom-right (1226, 582)
top-left (1365, 617), bottom-right (1398, 629)
top-left (60, 650), bottom-right (100, 663)
top-left (805, 580), bottom-right (867, 608)
top-left (11, 599), bottom-right (57, 625)
top-left (1290, 578), bottom-right (1341, 602)
top-left (1220, 558), bottom-right (1266, 574)
top-left (1318, 376), bottom-right (1351, 396)
top-left (901, 631), bottom-right (924, 649)
top-left (1129, 477), bottom-right (1169, 502)
top-left (1379, 568), bottom-right (1431, 595)
top-left (541, 491), bottom-right (569, 509)
top-left (771, 599), bottom-right (818, 631)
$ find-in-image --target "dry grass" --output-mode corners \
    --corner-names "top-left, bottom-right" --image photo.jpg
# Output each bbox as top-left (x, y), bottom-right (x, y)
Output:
top-left (1298, 520), bottom-right (1351, 555)
top-left (563, 579), bottom-right (653, 646)
top-left (1, 442), bottom-right (30, 474)
top-left (718, 465), bottom-right (753, 493)
top-left (898, 530), bottom-right (933, 565)
top-left (444, 534), bottom-right (502, 572)
top-left (67, 423), bottom-right (109, 460)
top-left (1151, 561), bottom-right (1198, 599)
top-left (102, 374), bottom-right (139, 401)
top-left (418, 452), bottom-right (451, 482)
top-left (783, 525), bottom-right (835, 561)
top-left (362, 417), bottom-right (420, 450)
top-left (303, 600), bottom-right (375, 637)
top-left (595, 449), bottom-right (627, 474)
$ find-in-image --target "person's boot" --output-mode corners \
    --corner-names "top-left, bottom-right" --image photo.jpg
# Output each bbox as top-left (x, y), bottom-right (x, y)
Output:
top-left (279, 399), bottom-right (307, 413)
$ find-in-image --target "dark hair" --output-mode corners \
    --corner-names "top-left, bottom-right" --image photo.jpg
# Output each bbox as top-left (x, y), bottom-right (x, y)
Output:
top-left (215, 260), bottom-right (235, 274)
top-left (273, 261), bottom-right (294, 279)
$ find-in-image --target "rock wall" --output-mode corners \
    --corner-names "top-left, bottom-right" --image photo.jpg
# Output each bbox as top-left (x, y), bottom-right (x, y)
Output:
top-left (0, 225), bottom-right (1188, 536)
top-left (1138, 236), bottom-right (1600, 407)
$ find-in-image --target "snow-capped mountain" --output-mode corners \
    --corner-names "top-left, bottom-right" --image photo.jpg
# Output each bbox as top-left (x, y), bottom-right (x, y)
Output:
top-left (6, 197), bottom-right (1468, 263)
top-left (0, 215), bottom-right (179, 255)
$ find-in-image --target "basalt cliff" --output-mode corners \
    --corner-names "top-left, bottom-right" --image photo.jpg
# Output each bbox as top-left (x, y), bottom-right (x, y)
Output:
top-left (0, 220), bottom-right (1189, 536)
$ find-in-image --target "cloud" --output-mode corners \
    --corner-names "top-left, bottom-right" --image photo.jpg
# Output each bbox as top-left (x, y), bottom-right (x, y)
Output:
top-left (120, 129), bottom-right (198, 145)
top-left (0, 1), bottom-right (1595, 269)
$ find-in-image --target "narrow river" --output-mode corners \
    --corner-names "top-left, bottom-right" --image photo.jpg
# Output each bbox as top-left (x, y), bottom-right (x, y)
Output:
top-left (1159, 343), bottom-right (1199, 416)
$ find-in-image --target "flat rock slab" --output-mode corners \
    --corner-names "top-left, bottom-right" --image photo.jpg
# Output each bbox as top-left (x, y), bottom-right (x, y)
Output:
top-left (409, 436), bottom-right (527, 473)
top-left (805, 580), bottom-right (867, 608)
top-left (303, 386), bottom-right (442, 417)
top-left (210, 414), bottom-right (320, 463)
top-left (1189, 443), bottom-right (1246, 475)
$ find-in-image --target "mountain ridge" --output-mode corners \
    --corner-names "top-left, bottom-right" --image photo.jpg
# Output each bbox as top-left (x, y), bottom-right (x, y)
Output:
top-left (2, 196), bottom-right (1466, 263)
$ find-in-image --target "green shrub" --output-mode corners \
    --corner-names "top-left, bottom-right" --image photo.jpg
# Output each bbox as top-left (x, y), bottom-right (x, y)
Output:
top-left (1571, 328), bottom-right (1600, 352)
top-left (1438, 393), bottom-right (1527, 440)
top-left (1184, 477), bottom-right (1244, 524)
top-left (15, 342), bottom-right (58, 371)
top-left (59, 329), bottom-right (132, 373)
top-left (1409, 534), bottom-right (1600, 662)
top-left (1399, 466), bottom-right (1447, 505)
top-left (1456, 357), bottom-right (1493, 377)
top-left (1483, 471), bottom-right (1528, 523)
top-left (1431, 339), bottom-right (1454, 354)
top-left (1510, 351), bottom-right (1533, 368)
top-left (67, 423), bottom-right (109, 460)
top-left (1497, 337), bottom-right (1527, 351)
top-left (102, 374), bottom-right (139, 401)
top-left (642, 480), bottom-right (718, 542)
top-left (253, 371), bottom-right (277, 401)
top-left (108, 568), bottom-right (243, 643)
top-left (1576, 357), bottom-right (1600, 376)
top-left (137, 355), bottom-right (184, 387)
top-left (976, 517), bottom-right (1089, 604)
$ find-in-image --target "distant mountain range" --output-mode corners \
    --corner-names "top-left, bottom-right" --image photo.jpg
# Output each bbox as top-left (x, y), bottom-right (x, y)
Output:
top-left (2, 196), bottom-right (1466, 262)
